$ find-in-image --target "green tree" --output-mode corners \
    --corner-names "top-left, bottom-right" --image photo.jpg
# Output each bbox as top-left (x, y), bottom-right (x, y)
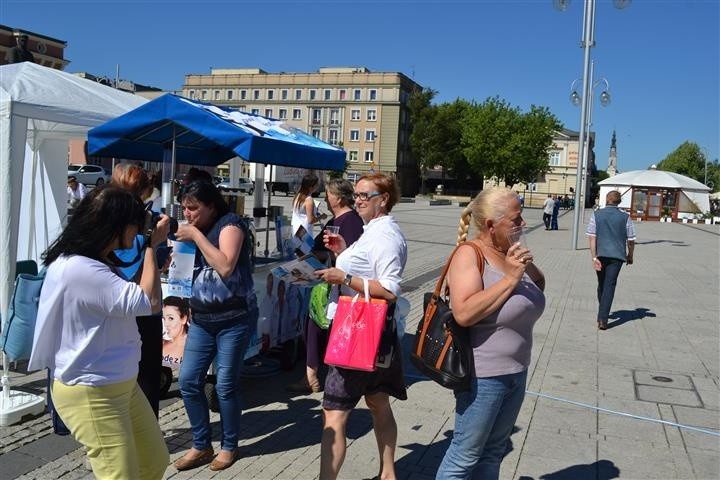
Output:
top-left (462, 97), bottom-right (561, 186)
top-left (657, 141), bottom-right (707, 183)
top-left (407, 88), bottom-right (438, 194)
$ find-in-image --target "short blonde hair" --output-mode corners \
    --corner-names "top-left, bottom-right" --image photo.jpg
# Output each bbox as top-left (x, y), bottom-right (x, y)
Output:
top-left (358, 172), bottom-right (400, 212)
top-left (456, 187), bottom-right (518, 245)
top-left (111, 163), bottom-right (151, 198)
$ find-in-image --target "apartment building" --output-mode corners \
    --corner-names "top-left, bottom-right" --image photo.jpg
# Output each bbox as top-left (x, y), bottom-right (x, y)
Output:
top-left (0, 24), bottom-right (68, 69)
top-left (501, 128), bottom-right (596, 208)
top-left (182, 67), bottom-right (423, 195)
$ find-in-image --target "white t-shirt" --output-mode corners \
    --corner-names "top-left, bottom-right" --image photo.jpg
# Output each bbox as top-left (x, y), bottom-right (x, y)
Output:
top-left (291, 197), bottom-right (316, 237)
top-left (28, 255), bottom-right (152, 386)
top-left (543, 197), bottom-right (555, 214)
top-left (327, 215), bottom-right (407, 319)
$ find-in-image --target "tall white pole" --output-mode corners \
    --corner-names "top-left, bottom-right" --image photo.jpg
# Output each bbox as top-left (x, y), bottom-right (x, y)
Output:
top-left (571, 0), bottom-right (596, 250)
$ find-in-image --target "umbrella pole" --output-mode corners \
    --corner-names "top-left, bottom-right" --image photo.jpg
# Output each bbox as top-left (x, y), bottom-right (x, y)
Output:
top-left (264, 165), bottom-right (273, 257)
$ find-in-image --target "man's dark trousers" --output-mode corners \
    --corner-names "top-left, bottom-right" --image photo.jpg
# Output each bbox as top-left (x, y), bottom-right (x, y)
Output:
top-left (543, 213), bottom-right (551, 230)
top-left (596, 258), bottom-right (623, 323)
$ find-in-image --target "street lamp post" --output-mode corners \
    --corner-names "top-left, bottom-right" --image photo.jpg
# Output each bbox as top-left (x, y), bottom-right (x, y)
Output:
top-left (557, 0), bottom-right (630, 250)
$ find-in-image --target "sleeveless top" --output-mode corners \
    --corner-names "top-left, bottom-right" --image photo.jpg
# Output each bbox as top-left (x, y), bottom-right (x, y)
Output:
top-left (190, 212), bottom-right (257, 322)
top-left (469, 262), bottom-right (545, 378)
top-left (291, 196), bottom-right (315, 237)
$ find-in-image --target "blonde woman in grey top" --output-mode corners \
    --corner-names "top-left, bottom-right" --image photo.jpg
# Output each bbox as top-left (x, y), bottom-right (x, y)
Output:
top-left (437, 187), bottom-right (545, 480)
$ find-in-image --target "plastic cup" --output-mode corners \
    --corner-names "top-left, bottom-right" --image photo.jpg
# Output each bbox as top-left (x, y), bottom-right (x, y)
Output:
top-left (326, 225), bottom-right (340, 247)
top-left (506, 226), bottom-right (527, 249)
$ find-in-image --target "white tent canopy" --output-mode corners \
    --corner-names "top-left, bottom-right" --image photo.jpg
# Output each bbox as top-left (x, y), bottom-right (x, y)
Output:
top-left (598, 168), bottom-right (711, 216)
top-left (0, 62), bottom-right (147, 322)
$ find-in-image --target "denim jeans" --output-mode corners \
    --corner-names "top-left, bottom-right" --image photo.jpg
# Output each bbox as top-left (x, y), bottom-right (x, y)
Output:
top-left (596, 258), bottom-right (623, 322)
top-left (437, 370), bottom-right (527, 480)
top-left (179, 316), bottom-right (250, 452)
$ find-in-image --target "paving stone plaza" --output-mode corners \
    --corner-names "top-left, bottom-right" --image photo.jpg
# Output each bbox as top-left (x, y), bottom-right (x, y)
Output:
top-left (1, 198), bottom-right (718, 479)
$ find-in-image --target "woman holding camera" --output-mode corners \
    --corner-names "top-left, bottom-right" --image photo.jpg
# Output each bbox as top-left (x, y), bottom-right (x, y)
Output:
top-left (29, 186), bottom-right (171, 479)
top-left (111, 162), bottom-right (165, 417)
top-left (172, 181), bottom-right (257, 472)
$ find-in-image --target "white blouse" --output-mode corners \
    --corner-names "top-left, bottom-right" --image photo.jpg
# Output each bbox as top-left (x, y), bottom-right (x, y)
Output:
top-left (29, 255), bottom-right (152, 386)
top-left (328, 215), bottom-right (407, 319)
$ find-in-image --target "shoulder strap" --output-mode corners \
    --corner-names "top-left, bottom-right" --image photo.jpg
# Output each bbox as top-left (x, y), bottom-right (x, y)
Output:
top-left (432, 241), bottom-right (485, 300)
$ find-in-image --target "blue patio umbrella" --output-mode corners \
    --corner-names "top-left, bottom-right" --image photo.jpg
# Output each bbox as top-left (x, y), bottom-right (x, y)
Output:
top-left (87, 93), bottom-right (346, 170)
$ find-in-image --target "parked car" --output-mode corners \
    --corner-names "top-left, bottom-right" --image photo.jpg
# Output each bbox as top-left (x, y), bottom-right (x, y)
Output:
top-left (237, 177), bottom-right (254, 195)
top-left (68, 164), bottom-right (110, 186)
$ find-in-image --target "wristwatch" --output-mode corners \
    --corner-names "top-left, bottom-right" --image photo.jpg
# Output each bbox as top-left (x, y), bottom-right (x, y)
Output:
top-left (343, 274), bottom-right (353, 286)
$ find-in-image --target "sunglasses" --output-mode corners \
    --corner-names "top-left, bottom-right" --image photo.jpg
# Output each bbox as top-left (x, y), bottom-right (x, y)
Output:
top-left (352, 191), bottom-right (381, 201)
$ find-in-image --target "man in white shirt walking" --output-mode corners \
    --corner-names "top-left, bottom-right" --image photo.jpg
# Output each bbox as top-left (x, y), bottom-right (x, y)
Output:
top-left (542, 194), bottom-right (554, 230)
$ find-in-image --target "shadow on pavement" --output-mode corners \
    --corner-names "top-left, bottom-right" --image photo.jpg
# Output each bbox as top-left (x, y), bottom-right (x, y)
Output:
top-left (536, 459), bottom-right (620, 479)
top-left (635, 239), bottom-right (688, 246)
top-left (607, 308), bottom-right (656, 329)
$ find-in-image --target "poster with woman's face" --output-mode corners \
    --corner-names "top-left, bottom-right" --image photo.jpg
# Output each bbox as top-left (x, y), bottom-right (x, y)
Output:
top-left (162, 296), bottom-right (190, 368)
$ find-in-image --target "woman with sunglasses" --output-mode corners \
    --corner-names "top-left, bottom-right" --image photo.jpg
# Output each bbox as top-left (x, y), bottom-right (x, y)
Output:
top-left (316, 173), bottom-right (407, 480)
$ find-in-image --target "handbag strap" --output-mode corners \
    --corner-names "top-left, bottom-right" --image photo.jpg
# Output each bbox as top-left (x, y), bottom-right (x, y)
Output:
top-left (432, 241), bottom-right (485, 301)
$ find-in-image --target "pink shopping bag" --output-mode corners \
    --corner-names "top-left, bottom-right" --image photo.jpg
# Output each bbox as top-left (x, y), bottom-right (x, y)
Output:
top-left (324, 280), bottom-right (387, 371)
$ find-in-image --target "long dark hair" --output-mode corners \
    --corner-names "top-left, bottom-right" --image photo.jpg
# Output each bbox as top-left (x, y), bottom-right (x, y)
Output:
top-left (42, 185), bottom-right (146, 266)
top-left (179, 180), bottom-right (229, 220)
top-left (293, 173), bottom-right (319, 210)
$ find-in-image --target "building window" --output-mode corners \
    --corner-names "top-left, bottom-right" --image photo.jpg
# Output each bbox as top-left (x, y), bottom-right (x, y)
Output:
top-left (240, 90), bottom-right (247, 100)
top-left (329, 129), bottom-right (339, 145)
top-left (324, 89), bottom-right (332, 101)
top-left (251, 108), bottom-right (260, 115)
top-left (369, 89), bottom-right (377, 101)
top-left (227, 90), bottom-right (233, 100)
top-left (279, 108), bottom-right (288, 119)
top-left (349, 150), bottom-right (359, 162)
top-left (350, 130), bottom-right (360, 141)
top-left (281, 89), bottom-right (288, 100)
top-left (312, 109), bottom-right (321, 124)
top-left (201, 90), bottom-right (207, 100)
top-left (367, 109), bottom-right (377, 121)
top-left (265, 108), bottom-right (273, 117)
top-left (330, 108), bottom-right (339, 125)
top-left (312, 129), bottom-right (321, 138)
top-left (214, 90), bottom-right (220, 100)
top-left (354, 89), bottom-right (361, 101)
top-left (339, 89), bottom-right (347, 100)
top-left (364, 151), bottom-right (374, 163)
top-left (189, 90), bottom-right (195, 99)
top-left (365, 129), bottom-right (376, 142)
top-left (309, 89), bottom-right (317, 100)
top-left (351, 109), bottom-right (361, 121)
top-left (295, 89), bottom-right (302, 100)
top-left (253, 90), bottom-right (261, 100)
top-left (549, 151), bottom-right (561, 166)
top-left (267, 90), bottom-right (274, 100)
top-left (293, 108), bottom-right (302, 120)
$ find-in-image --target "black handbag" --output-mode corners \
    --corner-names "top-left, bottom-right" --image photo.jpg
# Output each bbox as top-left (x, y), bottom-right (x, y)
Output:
top-left (410, 241), bottom-right (484, 390)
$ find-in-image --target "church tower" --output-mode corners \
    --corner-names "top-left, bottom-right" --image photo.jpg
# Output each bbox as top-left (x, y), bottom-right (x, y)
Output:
top-left (607, 130), bottom-right (618, 177)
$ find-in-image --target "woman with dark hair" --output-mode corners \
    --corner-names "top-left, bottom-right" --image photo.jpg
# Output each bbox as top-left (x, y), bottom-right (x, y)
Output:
top-left (29, 186), bottom-right (171, 479)
top-left (291, 173), bottom-right (326, 238)
top-left (286, 178), bottom-right (364, 394)
top-left (172, 181), bottom-right (257, 472)
top-left (162, 296), bottom-right (191, 366)
top-left (316, 173), bottom-right (408, 480)
top-left (111, 162), bottom-right (164, 418)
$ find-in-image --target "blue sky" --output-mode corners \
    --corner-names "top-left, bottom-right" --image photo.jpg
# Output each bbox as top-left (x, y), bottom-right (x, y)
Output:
top-left (3, 0), bottom-right (718, 174)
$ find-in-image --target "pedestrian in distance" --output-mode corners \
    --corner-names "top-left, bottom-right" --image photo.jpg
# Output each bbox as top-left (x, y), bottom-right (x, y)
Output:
top-left (291, 173), bottom-right (326, 239)
top-left (7, 33), bottom-right (35, 63)
top-left (29, 186), bottom-right (171, 479)
top-left (315, 173), bottom-right (408, 480)
top-left (551, 194), bottom-right (560, 230)
top-left (66, 176), bottom-right (87, 208)
top-left (542, 194), bottom-right (554, 230)
top-left (286, 178), bottom-right (364, 395)
top-left (437, 187), bottom-right (546, 480)
top-left (173, 180), bottom-right (258, 472)
top-left (586, 190), bottom-right (636, 330)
